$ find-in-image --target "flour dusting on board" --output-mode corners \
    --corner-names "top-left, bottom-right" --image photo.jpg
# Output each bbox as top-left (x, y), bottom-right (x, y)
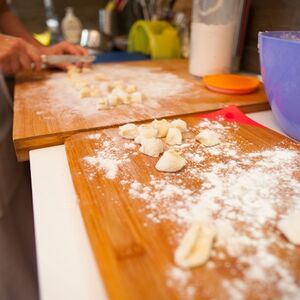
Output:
top-left (21, 64), bottom-right (195, 120)
top-left (80, 119), bottom-right (300, 299)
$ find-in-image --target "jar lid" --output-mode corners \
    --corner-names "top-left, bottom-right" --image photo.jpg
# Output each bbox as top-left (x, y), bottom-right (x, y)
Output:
top-left (203, 74), bottom-right (260, 95)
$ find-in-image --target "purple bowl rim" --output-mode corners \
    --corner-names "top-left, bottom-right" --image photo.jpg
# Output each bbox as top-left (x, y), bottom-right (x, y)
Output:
top-left (259, 31), bottom-right (300, 44)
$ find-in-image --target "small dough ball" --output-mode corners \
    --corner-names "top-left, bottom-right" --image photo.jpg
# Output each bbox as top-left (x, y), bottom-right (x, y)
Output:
top-left (277, 212), bottom-right (300, 245)
top-left (125, 84), bottom-right (137, 94)
top-left (107, 93), bottom-right (119, 106)
top-left (171, 119), bottom-right (188, 132)
top-left (155, 149), bottom-right (186, 172)
top-left (175, 222), bottom-right (216, 269)
top-left (80, 86), bottom-right (91, 98)
top-left (139, 138), bottom-right (164, 157)
top-left (81, 67), bottom-right (92, 73)
top-left (67, 65), bottom-right (81, 76)
top-left (166, 127), bottom-right (182, 145)
top-left (99, 82), bottom-right (110, 94)
top-left (130, 91), bottom-right (144, 104)
top-left (196, 129), bottom-right (220, 147)
top-left (119, 123), bottom-right (139, 139)
top-left (111, 80), bottom-right (124, 89)
top-left (90, 86), bottom-right (101, 97)
top-left (152, 119), bottom-right (170, 138)
top-left (138, 124), bottom-right (158, 139)
top-left (95, 73), bottom-right (108, 81)
top-left (112, 87), bottom-right (129, 104)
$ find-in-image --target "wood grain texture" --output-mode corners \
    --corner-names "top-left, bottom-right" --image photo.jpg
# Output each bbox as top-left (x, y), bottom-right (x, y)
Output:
top-left (65, 115), bottom-right (300, 300)
top-left (13, 59), bottom-right (269, 161)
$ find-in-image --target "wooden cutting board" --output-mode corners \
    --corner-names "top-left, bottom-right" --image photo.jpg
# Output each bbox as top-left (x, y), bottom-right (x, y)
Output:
top-left (13, 59), bottom-right (269, 161)
top-left (65, 115), bottom-right (300, 300)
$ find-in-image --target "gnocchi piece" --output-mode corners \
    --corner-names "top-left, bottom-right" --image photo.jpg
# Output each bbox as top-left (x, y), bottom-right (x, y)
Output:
top-left (152, 119), bottom-right (170, 138)
top-left (139, 138), bottom-right (164, 157)
top-left (155, 149), bottom-right (186, 172)
top-left (81, 67), bottom-right (92, 73)
top-left (138, 124), bottom-right (158, 139)
top-left (175, 222), bottom-right (216, 269)
top-left (196, 129), bottom-right (220, 147)
top-left (107, 93), bottom-right (119, 106)
top-left (80, 86), bottom-right (91, 98)
top-left (99, 82), bottom-right (110, 94)
top-left (277, 212), bottom-right (300, 245)
top-left (125, 84), bottom-right (137, 94)
top-left (90, 86), bottom-right (101, 97)
top-left (67, 65), bottom-right (81, 76)
top-left (170, 119), bottom-right (188, 132)
top-left (95, 73), bottom-right (108, 81)
top-left (119, 123), bottom-right (139, 139)
top-left (111, 80), bottom-right (124, 89)
top-left (166, 127), bottom-right (182, 145)
top-left (112, 87), bottom-right (129, 104)
top-left (130, 91), bottom-right (144, 104)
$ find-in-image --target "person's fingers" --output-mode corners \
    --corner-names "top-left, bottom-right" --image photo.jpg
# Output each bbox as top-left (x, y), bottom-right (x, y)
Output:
top-left (18, 54), bottom-right (32, 72)
top-left (0, 61), bottom-right (13, 75)
top-left (10, 57), bottom-right (21, 74)
top-left (24, 43), bottom-right (42, 71)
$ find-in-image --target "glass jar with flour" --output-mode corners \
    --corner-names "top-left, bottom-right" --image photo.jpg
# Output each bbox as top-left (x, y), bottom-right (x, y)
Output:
top-left (189, 0), bottom-right (247, 77)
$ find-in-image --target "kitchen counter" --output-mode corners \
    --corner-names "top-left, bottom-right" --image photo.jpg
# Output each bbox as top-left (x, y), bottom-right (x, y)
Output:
top-left (30, 110), bottom-right (287, 300)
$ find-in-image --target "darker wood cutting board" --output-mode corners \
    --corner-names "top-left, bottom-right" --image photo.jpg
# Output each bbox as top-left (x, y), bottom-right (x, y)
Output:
top-left (13, 59), bottom-right (269, 161)
top-left (65, 114), bottom-right (300, 300)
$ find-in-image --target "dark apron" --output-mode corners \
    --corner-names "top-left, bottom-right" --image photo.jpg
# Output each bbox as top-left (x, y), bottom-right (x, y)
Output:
top-left (0, 74), bottom-right (39, 300)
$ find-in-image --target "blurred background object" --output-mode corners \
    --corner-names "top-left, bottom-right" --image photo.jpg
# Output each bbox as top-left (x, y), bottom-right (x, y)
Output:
top-left (6, 0), bottom-right (300, 71)
top-left (61, 7), bottom-right (82, 43)
top-left (259, 31), bottom-right (300, 141)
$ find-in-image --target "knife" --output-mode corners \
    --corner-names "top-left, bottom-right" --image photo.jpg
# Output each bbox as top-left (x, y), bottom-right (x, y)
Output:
top-left (41, 55), bottom-right (96, 65)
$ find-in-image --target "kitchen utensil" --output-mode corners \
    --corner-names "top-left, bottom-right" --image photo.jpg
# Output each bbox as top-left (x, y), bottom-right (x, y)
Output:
top-left (259, 31), bottom-right (300, 141)
top-left (41, 54), bottom-right (96, 65)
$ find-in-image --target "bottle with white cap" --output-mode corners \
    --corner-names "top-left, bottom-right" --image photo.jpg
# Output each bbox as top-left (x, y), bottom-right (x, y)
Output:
top-left (61, 7), bottom-right (82, 44)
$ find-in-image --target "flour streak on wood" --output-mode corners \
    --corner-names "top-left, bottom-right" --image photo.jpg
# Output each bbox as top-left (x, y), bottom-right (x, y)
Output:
top-left (65, 116), bottom-right (300, 300)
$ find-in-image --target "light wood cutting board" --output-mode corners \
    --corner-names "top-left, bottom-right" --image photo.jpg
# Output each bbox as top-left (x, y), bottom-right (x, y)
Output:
top-left (65, 115), bottom-right (300, 300)
top-left (13, 59), bottom-right (269, 161)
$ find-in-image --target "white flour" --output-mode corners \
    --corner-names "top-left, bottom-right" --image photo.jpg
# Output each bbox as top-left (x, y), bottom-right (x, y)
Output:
top-left (80, 119), bottom-right (300, 299)
top-left (189, 22), bottom-right (236, 76)
top-left (21, 65), bottom-right (194, 120)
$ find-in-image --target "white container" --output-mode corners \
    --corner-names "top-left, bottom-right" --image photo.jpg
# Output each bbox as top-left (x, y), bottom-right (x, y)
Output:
top-left (61, 7), bottom-right (82, 44)
top-left (189, 0), bottom-right (245, 77)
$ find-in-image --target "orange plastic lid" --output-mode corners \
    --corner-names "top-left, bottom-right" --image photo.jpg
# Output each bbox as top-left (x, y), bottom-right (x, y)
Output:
top-left (203, 74), bottom-right (260, 95)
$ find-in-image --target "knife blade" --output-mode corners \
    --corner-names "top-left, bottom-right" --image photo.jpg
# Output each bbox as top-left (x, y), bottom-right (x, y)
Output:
top-left (41, 55), bottom-right (96, 65)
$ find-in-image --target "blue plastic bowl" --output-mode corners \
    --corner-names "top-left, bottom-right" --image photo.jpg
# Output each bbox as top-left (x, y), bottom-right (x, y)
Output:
top-left (259, 31), bottom-right (300, 141)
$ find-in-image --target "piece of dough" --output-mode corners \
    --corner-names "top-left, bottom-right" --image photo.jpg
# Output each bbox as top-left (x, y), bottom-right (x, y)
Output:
top-left (138, 124), bottom-right (158, 139)
top-left (130, 91), bottom-right (144, 103)
top-left (166, 127), bottom-right (182, 145)
top-left (196, 129), bottom-right (220, 147)
top-left (99, 82), bottom-right (110, 94)
top-left (112, 87), bottom-right (129, 104)
top-left (81, 67), bottom-right (92, 73)
top-left (95, 73), bottom-right (108, 81)
top-left (111, 80), bottom-right (124, 89)
top-left (174, 222), bottom-right (216, 269)
top-left (119, 123), bottom-right (139, 139)
top-left (155, 149), bottom-right (186, 172)
top-left (80, 86), bottom-right (91, 98)
top-left (125, 84), bottom-right (137, 94)
top-left (170, 119), bottom-right (188, 132)
top-left (107, 93), bottom-right (119, 106)
top-left (90, 86), bottom-right (101, 97)
top-left (277, 212), bottom-right (300, 245)
top-left (152, 119), bottom-right (170, 138)
top-left (139, 138), bottom-right (164, 157)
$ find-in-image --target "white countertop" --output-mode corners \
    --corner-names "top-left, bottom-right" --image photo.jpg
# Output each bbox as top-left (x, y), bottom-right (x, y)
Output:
top-left (29, 110), bottom-right (285, 300)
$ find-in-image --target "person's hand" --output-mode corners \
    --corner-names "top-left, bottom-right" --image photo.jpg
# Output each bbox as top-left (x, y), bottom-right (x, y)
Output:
top-left (0, 34), bottom-right (42, 75)
top-left (40, 41), bottom-right (88, 70)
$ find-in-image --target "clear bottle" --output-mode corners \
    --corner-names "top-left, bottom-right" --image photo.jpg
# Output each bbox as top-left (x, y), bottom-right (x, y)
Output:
top-left (189, 0), bottom-right (245, 77)
top-left (61, 7), bottom-right (82, 44)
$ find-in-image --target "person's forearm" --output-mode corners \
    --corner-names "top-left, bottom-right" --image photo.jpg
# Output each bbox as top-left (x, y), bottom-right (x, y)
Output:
top-left (0, 1), bottom-right (42, 48)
